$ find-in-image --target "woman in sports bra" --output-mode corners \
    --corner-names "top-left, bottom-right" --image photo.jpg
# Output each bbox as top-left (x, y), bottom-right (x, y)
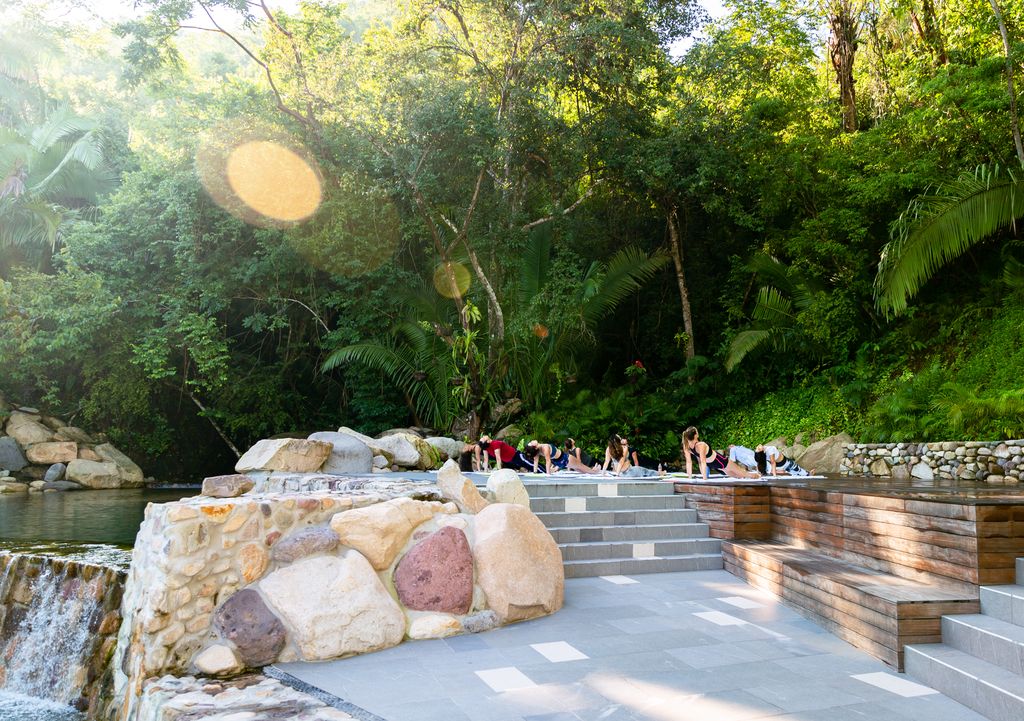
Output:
top-left (524, 440), bottom-right (569, 474)
top-left (682, 427), bottom-right (759, 479)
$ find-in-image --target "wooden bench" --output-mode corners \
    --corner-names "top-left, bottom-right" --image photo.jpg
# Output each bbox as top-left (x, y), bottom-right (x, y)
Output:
top-left (723, 540), bottom-right (980, 670)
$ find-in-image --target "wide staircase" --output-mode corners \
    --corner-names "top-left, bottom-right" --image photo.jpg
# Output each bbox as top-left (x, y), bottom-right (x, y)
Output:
top-left (523, 479), bottom-right (723, 578)
top-left (906, 557), bottom-right (1024, 721)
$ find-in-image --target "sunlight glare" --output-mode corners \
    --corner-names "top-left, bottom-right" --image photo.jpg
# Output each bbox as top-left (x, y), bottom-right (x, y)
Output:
top-left (226, 141), bottom-right (321, 223)
top-left (433, 261), bottom-right (471, 298)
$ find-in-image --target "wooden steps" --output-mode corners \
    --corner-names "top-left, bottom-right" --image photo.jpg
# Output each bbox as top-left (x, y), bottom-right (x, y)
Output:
top-left (723, 540), bottom-right (979, 670)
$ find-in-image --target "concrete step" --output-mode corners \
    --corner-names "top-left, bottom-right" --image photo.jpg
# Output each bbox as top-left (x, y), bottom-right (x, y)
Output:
top-left (1018, 557), bottom-right (1024, 585)
top-left (941, 614), bottom-right (1024, 675)
top-left (520, 481), bottom-right (673, 498)
top-left (562, 553), bottom-right (724, 579)
top-left (548, 523), bottom-right (711, 544)
top-left (980, 584), bottom-right (1024, 626)
top-left (535, 508), bottom-right (698, 528)
top-left (529, 494), bottom-right (687, 513)
top-left (905, 643), bottom-right (1024, 721)
top-left (559, 538), bottom-right (722, 562)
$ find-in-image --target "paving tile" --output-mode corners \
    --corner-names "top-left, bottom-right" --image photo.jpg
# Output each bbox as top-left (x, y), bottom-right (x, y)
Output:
top-left (531, 641), bottom-right (589, 663)
top-left (851, 671), bottom-right (938, 698)
top-left (476, 667), bottom-right (537, 693)
top-left (745, 680), bottom-right (866, 712)
top-left (718, 596), bottom-right (765, 609)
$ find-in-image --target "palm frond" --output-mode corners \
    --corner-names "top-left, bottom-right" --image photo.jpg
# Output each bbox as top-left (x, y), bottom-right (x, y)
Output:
top-left (876, 164), bottom-right (1024, 318)
top-left (29, 108), bottom-right (96, 154)
top-left (581, 246), bottom-right (668, 327)
top-left (517, 226), bottom-right (551, 308)
top-left (725, 329), bottom-right (773, 372)
top-left (750, 285), bottom-right (795, 326)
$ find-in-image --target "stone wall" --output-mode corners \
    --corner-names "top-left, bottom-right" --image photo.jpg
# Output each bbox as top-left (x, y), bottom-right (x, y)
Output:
top-left (0, 552), bottom-right (126, 716)
top-left (841, 440), bottom-right (1024, 483)
top-left (109, 461), bottom-right (562, 721)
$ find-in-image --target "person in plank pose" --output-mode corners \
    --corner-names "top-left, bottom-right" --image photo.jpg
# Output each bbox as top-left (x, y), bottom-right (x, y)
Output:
top-left (754, 444), bottom-right (813, 476)
top-left (681, 427), bottom-right (760, 479)
top-left (600, 434), bottom-right (663, 476)
top-left (563, 438), bottom-right (596, 472)
top-left (474, 435), bottom-right (532, 471)
top-left (524, 440), bottom-right (570, 474)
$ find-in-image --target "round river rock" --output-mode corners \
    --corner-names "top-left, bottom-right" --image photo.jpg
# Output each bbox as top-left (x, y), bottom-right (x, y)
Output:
top-left (394, 526), bottom-right (473, 614)
top-left (212, 588), bottom-right (286, 666)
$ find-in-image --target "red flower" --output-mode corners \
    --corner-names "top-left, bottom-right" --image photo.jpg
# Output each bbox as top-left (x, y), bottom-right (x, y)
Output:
top-left (634, 360), bottom-right (644, 369)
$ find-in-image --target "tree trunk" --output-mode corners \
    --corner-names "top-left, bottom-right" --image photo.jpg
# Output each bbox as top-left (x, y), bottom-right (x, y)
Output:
top-left (990, 0), bottom-right (1024, 168)
top-left (666, 206), bottom-right (696, 362)
top-left (828, 1), bottom-right (859, 133)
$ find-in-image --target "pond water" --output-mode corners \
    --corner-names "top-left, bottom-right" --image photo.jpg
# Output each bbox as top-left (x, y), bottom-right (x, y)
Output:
top-left (0, 487), bottom-right (197, 546)
top-left (0, 487), bottom-right (197, 720)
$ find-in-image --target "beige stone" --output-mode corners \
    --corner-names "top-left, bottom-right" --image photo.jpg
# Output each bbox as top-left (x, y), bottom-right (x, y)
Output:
top-left (78, 447), bottom-right (101, 461)
top-left (437, 460), bottom-right (489, 514)
top-left (473, 503), bottom-right (564, 623)
top-left (486, 468), bottom-right (530, 508)
top-left (7, 420), bottom-right (54, 446)
top-left (259, 552), bottom-right (405, 660)
top-left (54, 426), bottom-right (94, 444)
top-left (407, 614), bottom-right (462, 640)
top-left (65, 459), bottom-right (122, 489)
top-left (795, 433), bottom-right (853, 474)
top-left (95, 443), bottom-right (145, 486)
top-left (238, 543), bottom-right (269, 582)
top-left (329, 497), bottom-right (451, 570)
top-left (194, 644), bottom-right (242, 676)
top-left (25, 441), bottom-right (78, 465)
top-left (235, 438), bottom-right (332, 473)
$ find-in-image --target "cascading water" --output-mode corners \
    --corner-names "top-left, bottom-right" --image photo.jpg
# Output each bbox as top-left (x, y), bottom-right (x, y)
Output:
top-left (0, 549), bottom-right (128, 720)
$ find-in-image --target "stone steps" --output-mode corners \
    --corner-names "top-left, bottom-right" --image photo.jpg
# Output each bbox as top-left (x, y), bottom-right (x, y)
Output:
top-left (559, 538), bottom-right (721, 561)
top-left (906, 557), bottom-right (1024, 721)
top-left (563, 553), bottom-right (723, 579)
top-left (548, 522), bottom-right (711, 544)
top-left (519, 479), bottom-right (721, 578)
top-left (529, 494), bottom-right (687, 513)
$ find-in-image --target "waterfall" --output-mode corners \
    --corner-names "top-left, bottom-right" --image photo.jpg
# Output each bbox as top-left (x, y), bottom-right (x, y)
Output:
top-left (0, 550), bottom-right (127, 717)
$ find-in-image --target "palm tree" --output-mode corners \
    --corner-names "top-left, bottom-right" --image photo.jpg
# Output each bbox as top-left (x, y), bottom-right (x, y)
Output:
top-left (322, 238), bottom-right (668, 432)
top-left (874, 164), bottom-right (1024, 318)
top-left (725, 254), bottom-right (825, 371)
top-left (0, 106), bottom-right (109, 256)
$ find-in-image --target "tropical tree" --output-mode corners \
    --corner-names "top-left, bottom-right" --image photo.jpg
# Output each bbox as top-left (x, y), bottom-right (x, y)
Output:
top-left (874, 164), bottom-right (1024, 317)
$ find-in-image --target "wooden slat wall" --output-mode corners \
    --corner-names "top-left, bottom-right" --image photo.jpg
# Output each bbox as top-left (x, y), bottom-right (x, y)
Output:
top-left (977, 504), bottom-right (1024, 585)
top-left (674, 483), bottom-right (771, 540)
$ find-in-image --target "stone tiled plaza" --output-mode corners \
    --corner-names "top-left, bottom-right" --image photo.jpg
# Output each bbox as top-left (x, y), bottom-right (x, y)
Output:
top-left (276, 569), bottom-right (991, 721)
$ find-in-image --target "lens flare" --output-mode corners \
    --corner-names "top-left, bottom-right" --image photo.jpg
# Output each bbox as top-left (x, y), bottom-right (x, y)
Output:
top-left (533, 323), bottom-right (549, 339)
top-left (226, 141), bottom-right (321, 223)
top-left (433, 262), bottom-right (471, 299)
top-left (196, 121), bottom-right (322, 228)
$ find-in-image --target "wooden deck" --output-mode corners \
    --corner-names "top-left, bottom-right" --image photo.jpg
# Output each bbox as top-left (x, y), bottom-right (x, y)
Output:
top-left (675, 478), bottom-right (1021, 669)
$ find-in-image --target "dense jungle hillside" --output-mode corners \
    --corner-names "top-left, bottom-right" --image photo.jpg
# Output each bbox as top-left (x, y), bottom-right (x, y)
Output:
top-left (1, 0), bottom-right (1023, 479)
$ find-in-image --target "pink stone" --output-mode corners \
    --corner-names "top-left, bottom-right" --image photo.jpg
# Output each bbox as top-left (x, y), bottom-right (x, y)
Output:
top-left (394, 526), bottom-right (473, 614)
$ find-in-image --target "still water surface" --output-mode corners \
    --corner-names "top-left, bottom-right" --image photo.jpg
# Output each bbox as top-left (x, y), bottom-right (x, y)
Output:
top-left (0, 487), bottom-right (196, 546)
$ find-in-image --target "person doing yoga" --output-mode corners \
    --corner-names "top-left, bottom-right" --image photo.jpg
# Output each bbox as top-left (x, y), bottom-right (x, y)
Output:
top-left (563, 438), bottom-right (596, 472)
top-left (754, 444), bottom-right (812, 476)
top-left (601, 434), bottom-right (663, 476)
top-left (682, 427), bottom-right (760, 479)
top-left (475, 435), bottom-right (532, 471)
top-left (524, 440), bottom-right (569, 474)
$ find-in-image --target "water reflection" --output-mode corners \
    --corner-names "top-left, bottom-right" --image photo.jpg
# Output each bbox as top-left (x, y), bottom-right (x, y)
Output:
top-left (0, 488), bottom-right (196, 546)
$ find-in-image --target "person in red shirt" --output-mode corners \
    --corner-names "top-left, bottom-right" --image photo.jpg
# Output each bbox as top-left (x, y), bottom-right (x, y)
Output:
top-left (474, 435), bottom-right (533, 471)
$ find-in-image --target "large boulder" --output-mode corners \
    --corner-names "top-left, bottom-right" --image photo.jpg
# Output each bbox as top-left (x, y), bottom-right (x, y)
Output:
top-left (54, 426), bottom-right (94, 444)
top-left (235, 438), bottom-right (332, 474)
top-left (486, 469), bottom-right (530, 508)
top-left (336, 427), bottom-right (436, 469)
top-left (258, 552), bottom-right (405, 661)
top-left (394, 526), bottom-right (474, 614)
top-left (94, 443), bottom-right (145, 486)
top-left (202, 474), bottom-right (254, 498)
top-left (66, 460), bottom-right (122, 489)
top-left (424, 437), bottom-right (465, 462)
top-left (308, 431), bottom-right (373, 475)
top-left (44, 463), bottom-right (67, 482)
top-left (377, 427), bottom-right (424, 438)
top-left (329, 497), bottom-right (452, 570)
top-left (25, 441), bottom-right (78, 465)
top-left (795, 433), bottom-right (853, 474)
top-left (213, 588), bottom-right (287, 667)
top-left (0, 436), bottom-right (28, 472)
top-left (6, 419), bottom-right (54, 446)
top-left (437, 460), bottom-right (489, 514)
top-left (472, 503), bottom-right (564, 623)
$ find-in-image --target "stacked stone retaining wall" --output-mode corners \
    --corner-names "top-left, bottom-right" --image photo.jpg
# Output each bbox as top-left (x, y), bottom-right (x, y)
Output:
top-left (841, 440), bottom-right (1024, 483)
top-left (109, 464), bottom-right (562, 721)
